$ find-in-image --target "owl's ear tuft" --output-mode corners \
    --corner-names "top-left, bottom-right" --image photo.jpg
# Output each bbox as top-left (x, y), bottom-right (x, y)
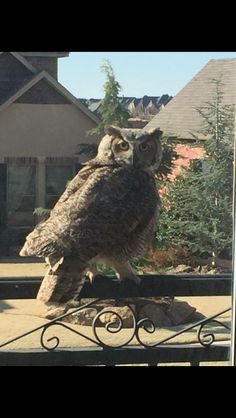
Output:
top-left (148, 127), bottom-right (163, 140)
top-left (105, 126), bottom-right (122, 137)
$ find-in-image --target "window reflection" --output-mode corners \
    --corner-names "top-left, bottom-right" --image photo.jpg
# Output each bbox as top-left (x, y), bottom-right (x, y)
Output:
top-left (46, 165), bottom-right (74, 209)
top-left (7, 165), bottom-right (36, 226)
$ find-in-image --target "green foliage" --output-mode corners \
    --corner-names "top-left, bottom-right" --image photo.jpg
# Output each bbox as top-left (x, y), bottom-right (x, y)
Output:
top-left (33, 207), bottom-right (51, 222)
top-left (156, 137), bottom-right (178, 181)
top-left (157, 78), bottom-right (234, 259)
top-left (89, 60), bottom-right (130, 136)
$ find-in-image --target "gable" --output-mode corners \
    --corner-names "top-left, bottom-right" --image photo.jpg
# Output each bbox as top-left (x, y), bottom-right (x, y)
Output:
top-left (16, 79), bottom-right (71, 104)
top-left (0, 52), bottom-right (33, 105)
top-left (0, 70), bottom-right (100, 124)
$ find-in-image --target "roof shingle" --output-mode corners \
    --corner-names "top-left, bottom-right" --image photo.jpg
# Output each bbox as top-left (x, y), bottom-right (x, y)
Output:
top-left (145, 59), bottom-right (236, 140)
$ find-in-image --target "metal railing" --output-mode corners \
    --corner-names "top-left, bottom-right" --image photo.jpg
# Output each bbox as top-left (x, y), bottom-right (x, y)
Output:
top-left (0, 274), bottom-right (232, 366)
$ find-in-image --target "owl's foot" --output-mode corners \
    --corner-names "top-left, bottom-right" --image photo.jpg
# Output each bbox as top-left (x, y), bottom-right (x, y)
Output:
top-left (86, 270), bottom-right (99, 283)
top-left (85, 261), bottom-right (100, 283)
top-left (113, 261), bottom-right (141, 285)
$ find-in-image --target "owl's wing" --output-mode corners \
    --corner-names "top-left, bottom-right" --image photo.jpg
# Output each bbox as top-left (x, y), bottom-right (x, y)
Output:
top-left (52, 165), bottom-right (97, 212)
top-left (19, 164), bottom-right (95, 257)
top-left (20, 167), bottom-right (157, 260)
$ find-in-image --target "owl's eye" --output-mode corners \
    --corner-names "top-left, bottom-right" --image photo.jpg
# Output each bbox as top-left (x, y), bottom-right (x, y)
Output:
top-left (139, 142), bottom-right (150, 152)
top-left (118, 140), bottom-right (129, 151)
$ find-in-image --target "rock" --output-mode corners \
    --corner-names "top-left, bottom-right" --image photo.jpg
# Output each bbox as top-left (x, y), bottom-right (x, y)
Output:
top-left (138, 302), bottom-right (173, 327)
top-left (99, 306), bottom-right (135, 328)
top-left (168, 264), bottom-right (194, 274)
top-left (207, 268), bottom-right (218, 275)
top-left (58, 298), bottom-right (203, 329)
top-left (61, 307), bottom-right (98, 325)
top-left (138, 299), bottom-right (200, 327)
top-left (166, 266), bottom-right (174, 271)
top-left (193, 262), bottom-right (230, 274)
top-left (195, 264), bottom-right (211, 274)
top-left (166, 300), bottom-right (197, 325)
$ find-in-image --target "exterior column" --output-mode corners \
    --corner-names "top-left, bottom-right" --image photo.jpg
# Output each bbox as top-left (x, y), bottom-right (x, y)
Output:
top-left (36, 157), bottom-right (46, 209)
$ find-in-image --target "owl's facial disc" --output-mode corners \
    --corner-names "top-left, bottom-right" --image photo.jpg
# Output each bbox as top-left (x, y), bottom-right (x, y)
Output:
top-left (99, 126), bottom-right (163, 170)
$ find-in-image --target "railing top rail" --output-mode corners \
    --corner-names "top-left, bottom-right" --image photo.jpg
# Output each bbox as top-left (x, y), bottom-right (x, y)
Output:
top-left (0, 274), bottom-right (232, 299)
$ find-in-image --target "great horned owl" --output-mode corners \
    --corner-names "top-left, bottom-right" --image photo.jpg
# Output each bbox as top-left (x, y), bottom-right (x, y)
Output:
top-left (20, 126), bottom-right (163, 317)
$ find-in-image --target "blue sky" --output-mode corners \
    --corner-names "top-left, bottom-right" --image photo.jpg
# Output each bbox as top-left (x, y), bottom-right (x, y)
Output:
top-left (58, 52), bottom-right (236, 99)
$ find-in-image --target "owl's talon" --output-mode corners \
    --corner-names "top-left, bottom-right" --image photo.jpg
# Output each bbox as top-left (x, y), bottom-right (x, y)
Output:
top-left (86, 271), bottom-right (98, 283)
top-left (85, 262), bottom-right (101, 283)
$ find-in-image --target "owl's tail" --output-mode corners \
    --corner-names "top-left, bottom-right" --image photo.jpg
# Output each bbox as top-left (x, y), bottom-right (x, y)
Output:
top-left (37, 256), bottom-right (86, 304)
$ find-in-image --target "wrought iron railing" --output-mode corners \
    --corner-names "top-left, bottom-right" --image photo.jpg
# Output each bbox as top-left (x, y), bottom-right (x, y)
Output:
top-left (0, 274), bottom-right (232, 366)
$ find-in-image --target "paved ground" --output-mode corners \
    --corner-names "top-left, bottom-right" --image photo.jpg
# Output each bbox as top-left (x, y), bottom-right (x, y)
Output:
top-left (0, 259), bottom-right (231, 366)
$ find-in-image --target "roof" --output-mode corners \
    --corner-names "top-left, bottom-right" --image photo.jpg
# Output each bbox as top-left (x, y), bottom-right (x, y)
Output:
top-left (0, 52), bottom-right (37, 73)
top-left (0, 70), bottom-right (100, 124)
top-left (19, 52), bottom-right (70, 58)
top-left (81, 95), bottom-right (172, 119)
top-left (145, 59), bottom-right (236, 141)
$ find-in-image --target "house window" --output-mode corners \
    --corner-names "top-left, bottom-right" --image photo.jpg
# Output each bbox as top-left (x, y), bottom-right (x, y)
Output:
top-left (45, 165), bottom-right (74, 209)
top-left (7, 165), bottom-right (36, 226)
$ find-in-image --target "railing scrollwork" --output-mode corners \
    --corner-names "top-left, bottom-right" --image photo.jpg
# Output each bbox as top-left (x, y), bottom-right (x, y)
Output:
top-left (0, 296), bottom-right (231, 351)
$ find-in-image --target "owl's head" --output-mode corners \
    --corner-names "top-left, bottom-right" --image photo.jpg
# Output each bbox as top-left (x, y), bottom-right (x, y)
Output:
top-left (96, 126), bottom-right (163, 171)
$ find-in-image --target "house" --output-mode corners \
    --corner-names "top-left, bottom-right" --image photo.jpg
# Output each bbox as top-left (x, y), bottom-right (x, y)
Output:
top-left (81, 95), bottom-right (172, 128)
top-left (0, 52), bottom-right (99, 253)
top-left (145, 58), bottom-right (236, 177)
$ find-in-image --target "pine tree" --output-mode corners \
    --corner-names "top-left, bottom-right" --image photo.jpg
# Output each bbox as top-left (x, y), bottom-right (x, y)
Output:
top-left (85, 59), bottom-right (178, 178)
top-left (89, 60), bottom-right (130, 136)
top-left (157, 78), bottom-right (234, 261)
top-left (156, 137), bottom-right (178, 181)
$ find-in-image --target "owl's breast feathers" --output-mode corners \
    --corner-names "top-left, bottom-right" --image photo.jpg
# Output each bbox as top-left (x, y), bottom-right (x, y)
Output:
top-left (20, 165), bottom-right (160, 259)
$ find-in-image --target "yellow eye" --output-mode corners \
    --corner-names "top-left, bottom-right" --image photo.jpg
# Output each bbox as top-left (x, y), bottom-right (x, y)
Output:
top-left (118, 140), bottom-right (129, 151)
top-left (139, 142), bottom-right (150, 152)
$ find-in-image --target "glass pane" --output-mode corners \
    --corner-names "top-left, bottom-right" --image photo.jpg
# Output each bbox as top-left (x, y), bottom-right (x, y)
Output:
top-left (46, 166), bottom-right (73, 196)
top-left (7, 211), bottom-right (35, 227)
top-left (8, 166), bottom-right (35, 198)
top-left (7, 165), bottom-right (35, 226)
top-left (17, 196), bottom-right (35, 212)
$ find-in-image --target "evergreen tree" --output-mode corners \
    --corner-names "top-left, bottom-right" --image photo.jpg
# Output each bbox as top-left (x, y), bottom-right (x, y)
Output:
top-left (89, 60), bottom-right (130, 136)
top-left (84, 59), bottom-right (178, 178)
top-left (156, 136), bottom-right (178, 181)
top-left (157, 79), bottom-right (234, 261)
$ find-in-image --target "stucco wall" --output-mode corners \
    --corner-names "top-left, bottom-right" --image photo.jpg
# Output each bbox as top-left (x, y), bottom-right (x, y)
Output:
top-left (0, 103), bottom-right (98, 159)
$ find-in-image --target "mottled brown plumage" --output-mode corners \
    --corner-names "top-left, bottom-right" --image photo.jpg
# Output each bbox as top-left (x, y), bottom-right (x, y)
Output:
top-left (20, 126), bottom-right (163, 315)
